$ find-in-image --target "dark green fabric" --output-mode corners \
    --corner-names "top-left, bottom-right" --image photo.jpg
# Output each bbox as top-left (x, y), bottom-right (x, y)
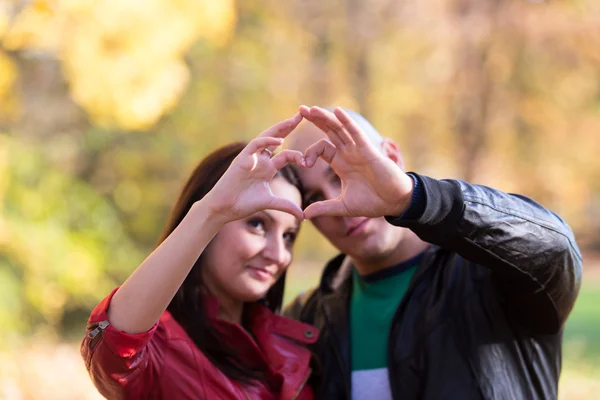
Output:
top-left (350, 265), bottom-right (417, 371)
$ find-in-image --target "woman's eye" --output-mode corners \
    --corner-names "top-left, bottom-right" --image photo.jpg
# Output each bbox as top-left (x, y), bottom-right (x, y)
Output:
top-left (247, 218), bottom-right (265, 232)
top-left (283, 232), bottom-right (297, 245)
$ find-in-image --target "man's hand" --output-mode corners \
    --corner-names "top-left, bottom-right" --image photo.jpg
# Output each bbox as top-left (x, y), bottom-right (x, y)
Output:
top-left (300, 106), bottom-right (415, 219)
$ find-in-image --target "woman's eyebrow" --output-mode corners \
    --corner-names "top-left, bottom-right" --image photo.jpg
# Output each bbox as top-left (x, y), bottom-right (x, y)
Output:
top-left (259, 210), bottom-right (275, 223)
top-left (261, 210), bottom-right (300, 230)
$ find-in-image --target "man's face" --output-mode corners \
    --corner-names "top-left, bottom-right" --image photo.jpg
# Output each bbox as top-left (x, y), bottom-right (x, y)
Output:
top-left (288, 123), bottom-right (406, 262)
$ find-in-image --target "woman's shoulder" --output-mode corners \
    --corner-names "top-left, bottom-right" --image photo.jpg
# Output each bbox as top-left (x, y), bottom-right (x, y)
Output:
top-left (157, 310), bottom-right (199, 344)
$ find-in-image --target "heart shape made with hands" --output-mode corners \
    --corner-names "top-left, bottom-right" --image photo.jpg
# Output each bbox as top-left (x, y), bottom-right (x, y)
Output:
top-left (263, 105), bottom-right (414, 221)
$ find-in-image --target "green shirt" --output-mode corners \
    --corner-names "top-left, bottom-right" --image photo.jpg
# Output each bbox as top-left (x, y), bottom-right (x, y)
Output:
top-left (350, 253), bottom-right (422, 400)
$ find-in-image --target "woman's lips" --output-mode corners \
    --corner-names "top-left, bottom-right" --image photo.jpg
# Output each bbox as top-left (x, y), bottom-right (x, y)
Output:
top-left (246, 266), bottom-right (274, 281)
top-left (346, 218), bottom-right (370, 237)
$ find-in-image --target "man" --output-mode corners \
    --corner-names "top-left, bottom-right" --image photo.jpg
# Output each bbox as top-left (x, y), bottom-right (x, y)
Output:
top-left (284, 105), bottom-right (582, 400)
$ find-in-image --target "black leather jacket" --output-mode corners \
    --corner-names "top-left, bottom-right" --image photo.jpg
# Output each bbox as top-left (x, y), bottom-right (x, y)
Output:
top-left (285, 174), bottom-right (582, 400)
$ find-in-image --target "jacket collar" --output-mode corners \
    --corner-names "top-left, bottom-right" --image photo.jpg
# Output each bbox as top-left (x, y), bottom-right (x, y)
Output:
top-left (318, 253), bottom-right (353, 294)
top-left (246, 302), bottom-right (319, 345)
top-left (201, 293), bottom-right (318, 345)
top-left (319, 247), bottom-right (437, 294)
top-left (316, 254), bottom-right (353, 397)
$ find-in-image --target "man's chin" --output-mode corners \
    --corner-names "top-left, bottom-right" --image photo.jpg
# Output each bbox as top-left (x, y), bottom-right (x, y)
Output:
top-left (339, 237), bottom-right (380, 259)
top-left (339, 230), bottom-right (401, 261)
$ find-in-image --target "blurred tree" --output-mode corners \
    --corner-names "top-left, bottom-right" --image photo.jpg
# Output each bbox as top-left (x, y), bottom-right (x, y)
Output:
top-left (0, 0), bottom-right (599, 341)
top-left (0, 136), bottom-right (142, 344)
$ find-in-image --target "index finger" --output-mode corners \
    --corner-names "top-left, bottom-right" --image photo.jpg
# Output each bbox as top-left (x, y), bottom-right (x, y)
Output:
top-left (309, 106), bottom-right (355, 146)
top-left (257, 113), bottom-right (303, 139)
top-left (332, 107), bottom-right (370, 147)
top-left (299, 105), bottom-right (329, 134)
top-left (245, 136), bottom-right (284, 155)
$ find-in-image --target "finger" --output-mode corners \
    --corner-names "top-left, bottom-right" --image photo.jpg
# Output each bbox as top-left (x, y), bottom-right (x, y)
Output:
top-left (299, 105), bottom-right (311, 119)
top-left (264, 140), bottom-right (283, 156)
top-left (302, 112), bottom-right (330, 134)
top-left (298, 106), bottom-right (344, 146)
top-left (270, 149), bottom-right (306, 170)
top-left (304, 138), bottom-right (337, 167)
top-left (333, 107), bottom-right (370, 147)
top-left (310, 107), bottom-right (355, 146)
top-left (303, 108), bottom-right (344, 147)
top-left (265, 144), bottom-right (279, 153)
top-left (245, 137), bottom-right (284, 155)
top-left (268, 196), bottom-right (305, 221)
top-left (260, 147), bottom-right (274, 159)
top-left (304, 199), bottom-right (348, 219)
top-left (257, 113), bottom-right (303, 139)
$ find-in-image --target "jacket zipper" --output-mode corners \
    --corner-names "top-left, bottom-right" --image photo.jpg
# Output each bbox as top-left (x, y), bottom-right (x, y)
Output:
top-left (387, 250), bottom-right (433, 400)
top-left (291, 368), bottom-right (312, 400)
top-left (87, 320), bottom-right (110, 350)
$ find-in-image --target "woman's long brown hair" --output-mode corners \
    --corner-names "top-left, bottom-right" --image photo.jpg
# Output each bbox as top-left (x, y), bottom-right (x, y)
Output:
top-left (159, 142), bottom-right (301, 384)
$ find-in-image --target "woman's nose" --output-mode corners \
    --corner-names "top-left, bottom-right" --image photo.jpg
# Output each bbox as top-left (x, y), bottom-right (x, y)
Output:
top-left (263, 236), bottom-right (289, 268)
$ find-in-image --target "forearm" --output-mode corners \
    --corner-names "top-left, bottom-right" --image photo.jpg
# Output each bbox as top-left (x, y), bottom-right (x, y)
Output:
top-left (108, 201), bottom-right (226, 334)
top-left (388, 174), bottom-right (582, 326)
top-left (390, 174), bottom-right (580, 272)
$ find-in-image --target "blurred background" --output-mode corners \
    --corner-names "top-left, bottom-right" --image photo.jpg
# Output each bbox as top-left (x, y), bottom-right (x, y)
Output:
top-left (0, 0), bottom-right (598, 398)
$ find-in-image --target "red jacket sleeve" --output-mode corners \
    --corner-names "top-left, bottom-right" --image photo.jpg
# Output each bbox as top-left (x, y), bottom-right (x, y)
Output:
top-left (81, 287), bottom-right (165, 399)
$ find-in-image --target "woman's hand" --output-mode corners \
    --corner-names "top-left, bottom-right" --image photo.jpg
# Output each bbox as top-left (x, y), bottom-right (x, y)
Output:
top-left (204, 113), bottom-right (306, 223)
top-left (105, 113), bottom-right (305, 335)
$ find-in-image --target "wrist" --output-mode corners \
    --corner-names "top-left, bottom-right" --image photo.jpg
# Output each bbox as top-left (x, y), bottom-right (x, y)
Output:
top-left (391, 173), bottom-right (416, 216)
top-left (191, 196), bottom-right (231, 232)
top-left (398, 173), bottom-right (426, 220)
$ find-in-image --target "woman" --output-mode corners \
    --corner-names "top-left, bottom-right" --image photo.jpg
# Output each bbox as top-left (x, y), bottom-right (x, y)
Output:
top-left (81, 114), bottom-right (318, 399)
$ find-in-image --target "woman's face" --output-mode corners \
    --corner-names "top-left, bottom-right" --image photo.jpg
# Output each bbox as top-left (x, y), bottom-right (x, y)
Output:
top-left (202, 177), bottom-right (302, 303)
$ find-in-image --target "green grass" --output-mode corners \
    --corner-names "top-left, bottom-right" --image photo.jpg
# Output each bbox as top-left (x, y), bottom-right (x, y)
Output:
top-left (563, 282), bottom-right (600, 365)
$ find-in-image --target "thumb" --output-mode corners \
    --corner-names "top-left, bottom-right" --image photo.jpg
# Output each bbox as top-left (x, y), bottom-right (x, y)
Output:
top-left (268, 196), bottom-right (305, 221)
top-left (304, 199), bottom-right (348, 219)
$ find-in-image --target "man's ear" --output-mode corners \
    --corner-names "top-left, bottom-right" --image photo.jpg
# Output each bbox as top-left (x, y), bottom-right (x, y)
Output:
top-left (381, 138), bottom-right (406, 171)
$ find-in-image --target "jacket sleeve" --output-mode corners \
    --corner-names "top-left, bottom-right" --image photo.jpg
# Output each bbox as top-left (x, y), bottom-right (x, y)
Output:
top-left (81, 288), bottom-right (164, 399)
top-left (387, 173), bottom-right (583, 334)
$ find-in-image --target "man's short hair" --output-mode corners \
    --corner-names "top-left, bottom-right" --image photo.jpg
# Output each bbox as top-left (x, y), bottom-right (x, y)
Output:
top-left (325, 107), bottom-right (384, 149)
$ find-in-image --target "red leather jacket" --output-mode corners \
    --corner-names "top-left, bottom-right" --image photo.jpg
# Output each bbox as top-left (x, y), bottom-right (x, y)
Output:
top-left (81, 288), bottom-right (318, 399)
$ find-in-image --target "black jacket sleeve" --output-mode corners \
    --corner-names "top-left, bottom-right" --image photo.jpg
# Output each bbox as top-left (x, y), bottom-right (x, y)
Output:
top-left (387, 173), bottom-right (583, 333)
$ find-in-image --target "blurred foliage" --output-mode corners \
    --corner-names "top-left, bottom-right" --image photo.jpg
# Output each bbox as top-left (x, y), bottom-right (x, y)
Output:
top-left (0, 135), bottom-right (142, 342)
top-left (0, 0), bottom-right (599, 341)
